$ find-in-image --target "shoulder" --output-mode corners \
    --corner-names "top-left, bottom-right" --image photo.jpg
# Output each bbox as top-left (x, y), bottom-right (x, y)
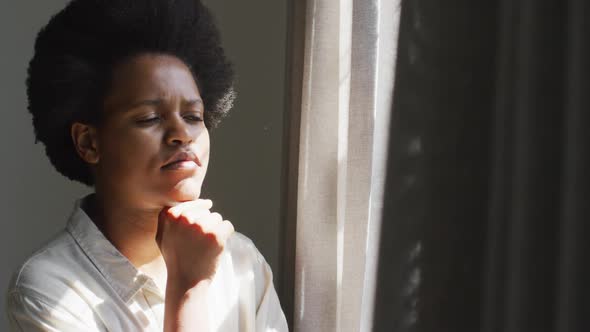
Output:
top-left (6, 230), bottom-right (95, 319)
top-left (8, 230), bottom-right (77, 294)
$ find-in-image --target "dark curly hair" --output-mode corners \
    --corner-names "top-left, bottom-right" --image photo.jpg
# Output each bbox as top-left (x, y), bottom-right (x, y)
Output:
top-left (27, 0), bottom-right (235, 186)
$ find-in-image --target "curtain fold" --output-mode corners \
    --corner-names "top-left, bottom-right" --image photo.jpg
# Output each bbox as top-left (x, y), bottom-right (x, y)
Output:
top-left (292, 0), bottom-right (399, 331)
top-left (373, 0), bottom-right (590, 331)
top-left (555, 1), bottom-right (590, 331)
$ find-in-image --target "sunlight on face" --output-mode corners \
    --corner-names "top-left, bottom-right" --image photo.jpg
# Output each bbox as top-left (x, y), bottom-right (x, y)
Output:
top-left (96, 54), bottom-right (210, 209)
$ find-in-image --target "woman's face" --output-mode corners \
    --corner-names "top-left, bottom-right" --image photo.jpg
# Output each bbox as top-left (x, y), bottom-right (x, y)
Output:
top-left (94, 53), bottom-right (209, 209)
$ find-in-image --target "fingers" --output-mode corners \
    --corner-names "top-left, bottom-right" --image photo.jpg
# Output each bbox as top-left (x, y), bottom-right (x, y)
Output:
top-left (162, 200), bottom-right (232, 234)
top-left (178, 212), bottom-right (234, 244)
top-left (159, 199), bottom-right (234, 247)
top-left (167, 199), bottom-right (213, 218)
top-left (180, 207), bottom-right (212, 223)
top-left (217, 220), bottom-right (235, 242)
top-left (183, 212), bottom-right (221, 232)
top-left (198, 212), bottom-right (222, 226)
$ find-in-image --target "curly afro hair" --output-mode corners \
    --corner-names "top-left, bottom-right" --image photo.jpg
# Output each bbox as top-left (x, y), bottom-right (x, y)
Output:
top-left (27, 0), bottom-right (235, 186)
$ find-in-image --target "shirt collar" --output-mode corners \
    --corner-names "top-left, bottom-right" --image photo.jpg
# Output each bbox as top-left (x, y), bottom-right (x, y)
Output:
top-left (66, 194), bottom-right (163, 303)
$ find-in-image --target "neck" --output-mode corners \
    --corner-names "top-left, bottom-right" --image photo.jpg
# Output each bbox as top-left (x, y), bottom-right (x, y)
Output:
top-left (84, 192), bottom-right (166, 274)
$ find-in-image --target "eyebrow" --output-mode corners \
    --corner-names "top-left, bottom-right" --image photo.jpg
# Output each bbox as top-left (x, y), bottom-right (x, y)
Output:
top-left (129, 98), bottom-right (204, 109)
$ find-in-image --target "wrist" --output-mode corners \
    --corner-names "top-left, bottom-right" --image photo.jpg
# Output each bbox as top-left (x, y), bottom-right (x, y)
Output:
top-left (164, 278), bottom-right (211, 332)
top-left (166, 275), bottom-right (211, 298)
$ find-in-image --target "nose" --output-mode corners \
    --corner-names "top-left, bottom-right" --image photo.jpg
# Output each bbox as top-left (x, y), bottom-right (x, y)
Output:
top-left (164, 115), bottom-right (193, 146)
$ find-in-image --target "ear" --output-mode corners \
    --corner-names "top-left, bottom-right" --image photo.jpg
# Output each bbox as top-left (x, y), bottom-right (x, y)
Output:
top-left (71, 122), bottom-right (100, 164)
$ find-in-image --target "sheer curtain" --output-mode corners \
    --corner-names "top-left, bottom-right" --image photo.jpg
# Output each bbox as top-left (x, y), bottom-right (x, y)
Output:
top-left (288, 0), bottom-right (400, 331)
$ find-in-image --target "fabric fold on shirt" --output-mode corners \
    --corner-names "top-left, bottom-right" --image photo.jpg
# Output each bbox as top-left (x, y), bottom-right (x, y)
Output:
top-left (5, 194), bottom-right (288, 332)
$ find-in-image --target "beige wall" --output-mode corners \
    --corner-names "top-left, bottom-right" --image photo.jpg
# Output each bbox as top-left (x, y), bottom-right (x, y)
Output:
top-left (0, 0), bottom-right (288, 328)
top-left (200, 0), bottom-right (288, 285)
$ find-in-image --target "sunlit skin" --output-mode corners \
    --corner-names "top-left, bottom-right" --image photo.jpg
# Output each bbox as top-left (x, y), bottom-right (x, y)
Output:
top-left (71, 53), bottom-right (234, 331)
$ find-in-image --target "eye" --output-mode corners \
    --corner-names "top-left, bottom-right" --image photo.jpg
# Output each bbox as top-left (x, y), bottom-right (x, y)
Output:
top-left (184, 113), bottom-right (204, 122)
top-left (136, 115), bottom-right (161, 125)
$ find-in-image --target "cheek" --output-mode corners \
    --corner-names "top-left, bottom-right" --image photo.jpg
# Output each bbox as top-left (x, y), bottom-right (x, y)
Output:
top-left (200, 146), bottom-right (211, 176)
top-left (99, 128), bottom-right (161, 175)
top-left (199, 129), bottom-right (211, 164)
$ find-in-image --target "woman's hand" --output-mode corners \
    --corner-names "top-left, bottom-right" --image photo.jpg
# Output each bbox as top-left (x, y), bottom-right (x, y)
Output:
top-left (156, 199), bottom-right (234, 332)
top-left (155, 199), bottom-right (235, 289)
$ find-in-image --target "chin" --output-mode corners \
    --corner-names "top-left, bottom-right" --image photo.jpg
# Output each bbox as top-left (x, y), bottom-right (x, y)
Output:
top-left (165, 178), bottom-right (203, 203)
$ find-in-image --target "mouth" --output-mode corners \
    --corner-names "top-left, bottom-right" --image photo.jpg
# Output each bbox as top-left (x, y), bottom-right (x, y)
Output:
top-left (161, 160), bottom-right (198, 171)
top-left (161, 151), bottom-right (202, 171)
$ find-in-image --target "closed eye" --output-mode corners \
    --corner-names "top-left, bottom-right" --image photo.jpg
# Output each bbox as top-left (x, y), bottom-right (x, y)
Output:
top-left (184, 114), bottom-right (204, 122)
top-left (136, 116), bottom-right (161, 125)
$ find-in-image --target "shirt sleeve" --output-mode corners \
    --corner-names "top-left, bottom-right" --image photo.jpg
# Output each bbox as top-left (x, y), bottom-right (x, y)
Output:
top-left (6, 289), bottom-right (101, 332)
top-left (253, 253), bottom-right (289, 332)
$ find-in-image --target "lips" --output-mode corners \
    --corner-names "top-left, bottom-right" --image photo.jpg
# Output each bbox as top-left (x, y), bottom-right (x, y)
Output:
top-left (161, 151), bottom-right (202, 170)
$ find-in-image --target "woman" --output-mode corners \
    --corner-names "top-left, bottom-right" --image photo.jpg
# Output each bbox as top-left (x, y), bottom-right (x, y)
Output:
top-left (5, 0), bottom-right (288, 331)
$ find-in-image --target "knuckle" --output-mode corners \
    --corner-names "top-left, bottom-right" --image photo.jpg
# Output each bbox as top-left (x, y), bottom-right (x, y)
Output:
top-left (188, 221), bottom-right (204, 233)
top-left (165, 207), bottom-right (180, 219)
top-left (204, 232), bottom-right (218, 244)
top-left (185, 209), bottom-right (208, 220)
top-left (198, 199), bottom-right (213, 206)
top-left (223, 219), bottom-right (234, 230)
top-left (178, 214), bottom-right (192, 224)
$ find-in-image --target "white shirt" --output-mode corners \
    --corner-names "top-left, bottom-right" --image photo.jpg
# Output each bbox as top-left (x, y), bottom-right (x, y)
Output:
top-left (5, 196), bottom-right (288, 332)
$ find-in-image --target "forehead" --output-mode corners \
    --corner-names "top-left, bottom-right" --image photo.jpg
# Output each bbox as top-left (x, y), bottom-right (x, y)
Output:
top-left (104, 53), bottom-right (201, 107)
